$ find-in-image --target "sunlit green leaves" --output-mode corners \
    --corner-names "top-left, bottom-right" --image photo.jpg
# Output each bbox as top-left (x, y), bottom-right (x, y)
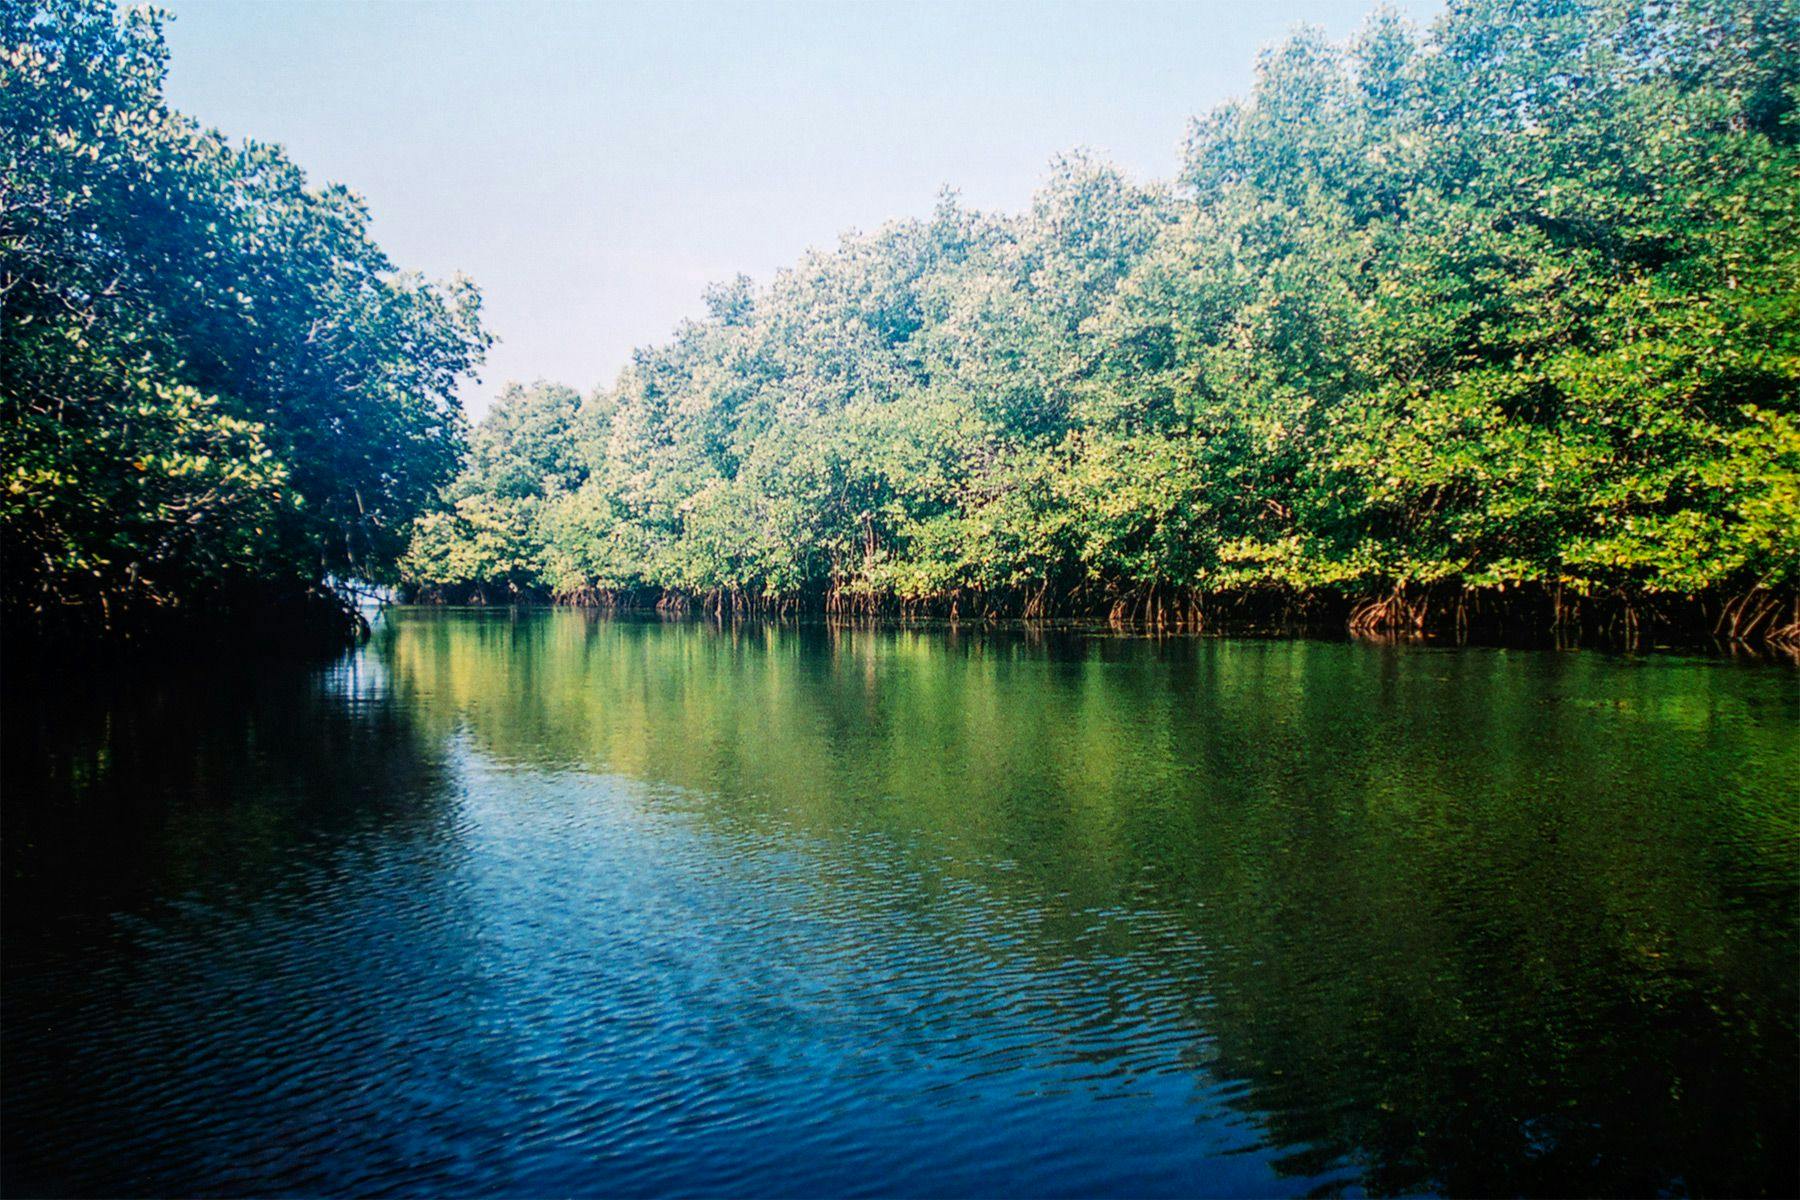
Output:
top-left (401, 0), bottom-right (1797, 628)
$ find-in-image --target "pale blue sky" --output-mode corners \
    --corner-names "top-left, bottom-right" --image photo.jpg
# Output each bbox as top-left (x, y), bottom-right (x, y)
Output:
top-left (161, 0), bottom-right (1441, 414)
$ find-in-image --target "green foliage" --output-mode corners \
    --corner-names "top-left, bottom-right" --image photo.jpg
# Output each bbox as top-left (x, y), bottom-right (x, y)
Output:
top-left (398, 382), bottom-right (582, 596)
top-left (1, 0), bottom-right (487, 637)
top-left (443, 2), bottom-right (1800, 629)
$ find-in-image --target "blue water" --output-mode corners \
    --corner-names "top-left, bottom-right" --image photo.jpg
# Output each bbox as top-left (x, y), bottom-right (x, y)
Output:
top-left (4, 611), bottom-right (1796, 1196)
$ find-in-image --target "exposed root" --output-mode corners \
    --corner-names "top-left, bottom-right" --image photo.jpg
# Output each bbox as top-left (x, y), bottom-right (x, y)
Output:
top-left (1348, 588), bottom-right (1429, 636)
top-left (1716, 587), bottom-right (1785, 643)
top-left (398, 576), bottom-right (1800, 649)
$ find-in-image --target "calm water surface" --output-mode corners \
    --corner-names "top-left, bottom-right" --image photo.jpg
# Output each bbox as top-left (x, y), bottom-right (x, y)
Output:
top-left (4, 611), bottom-right (1796, 1196)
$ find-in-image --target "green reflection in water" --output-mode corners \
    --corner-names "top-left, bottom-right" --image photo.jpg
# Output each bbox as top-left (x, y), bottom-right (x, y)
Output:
top-left (374, 610), bottom-right (1797, 1197)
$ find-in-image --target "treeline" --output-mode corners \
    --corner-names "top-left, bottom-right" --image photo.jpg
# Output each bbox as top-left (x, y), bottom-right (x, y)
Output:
top-left (403, 0), bottom-right (1799, 644)
top-left (1, 0), bottom-right (487, 646)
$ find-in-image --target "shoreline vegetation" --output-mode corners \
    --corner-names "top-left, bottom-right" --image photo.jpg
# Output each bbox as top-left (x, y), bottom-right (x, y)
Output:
top-left (397, 586), bottom-right (1800, 652)
top-left (6, 0), bottom-right (1799, 654)
top-left (1, 0), bottom-right (487, 650)
top-left (395, 0), bottom-right (1800, 649)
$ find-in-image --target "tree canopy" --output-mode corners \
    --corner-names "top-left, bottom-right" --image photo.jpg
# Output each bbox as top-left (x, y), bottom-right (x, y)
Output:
top-left (2, 0), bottom-right (489, 641)
top-left (403, 0), bottom-right (1799, 642)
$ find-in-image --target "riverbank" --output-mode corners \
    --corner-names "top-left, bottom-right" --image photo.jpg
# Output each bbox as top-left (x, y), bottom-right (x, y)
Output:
top-left (1, 581), bottom-right (371, 668)
top-left (399, 580), bottom-right (1800, 652)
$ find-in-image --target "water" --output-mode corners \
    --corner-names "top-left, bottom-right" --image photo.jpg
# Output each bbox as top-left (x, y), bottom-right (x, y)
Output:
top-left (4, 610), bottom-right (1796, 1197)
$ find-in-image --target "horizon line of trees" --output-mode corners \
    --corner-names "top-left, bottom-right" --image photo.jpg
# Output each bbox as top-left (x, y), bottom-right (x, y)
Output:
top-left (400, 0), bottom-right (1800, 644)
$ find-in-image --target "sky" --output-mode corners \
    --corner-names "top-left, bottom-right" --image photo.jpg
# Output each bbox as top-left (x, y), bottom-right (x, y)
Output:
top-left (161, 0), bottom-right (1442, 416)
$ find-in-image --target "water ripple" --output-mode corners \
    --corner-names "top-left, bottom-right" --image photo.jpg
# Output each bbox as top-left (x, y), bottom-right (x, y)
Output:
top-left (4, 613), bottom-right (1795, 1197)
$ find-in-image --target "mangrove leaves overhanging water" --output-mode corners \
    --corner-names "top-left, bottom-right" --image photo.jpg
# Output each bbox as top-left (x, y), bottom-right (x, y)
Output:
top-left (0, 0), bottom-right (488, 645)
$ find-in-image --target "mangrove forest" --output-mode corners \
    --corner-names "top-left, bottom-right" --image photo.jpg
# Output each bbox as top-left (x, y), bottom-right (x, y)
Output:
top-left (4, 0), bottom-right (1798, 646)
top-left (395, 0), bottom-right (1800, 644)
